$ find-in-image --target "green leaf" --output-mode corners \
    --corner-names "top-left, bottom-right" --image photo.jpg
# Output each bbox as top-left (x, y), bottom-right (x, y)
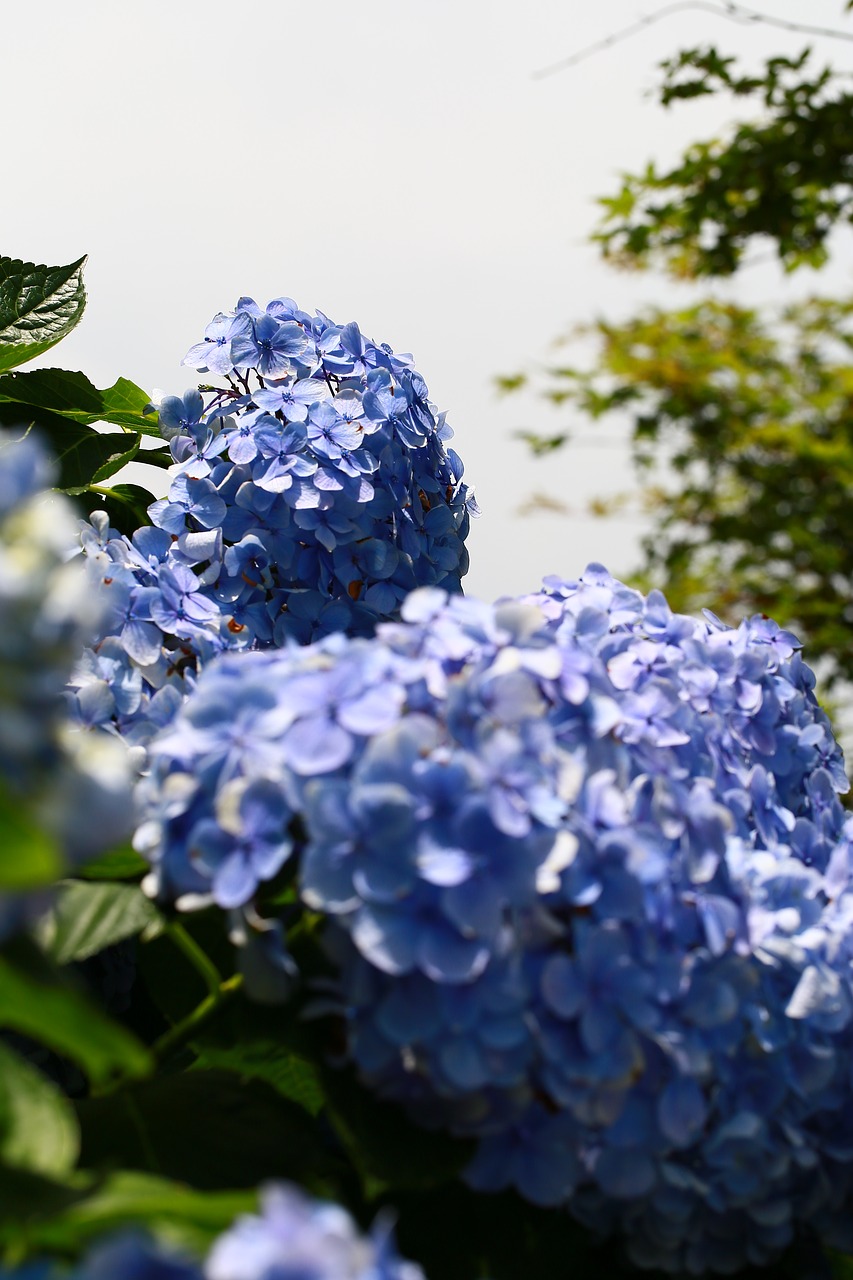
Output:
top-left (321, 1062), bottom-right (473, 1197)
top-left (49, 428), bottom-right (143, 490)
top-left (8, 1170), bottom-right (254, 1257)
top-left (76, 845), bottom-right (149, 882)
top-left (0, 1042), bottom-right (79, 1178)
top-left (0, 782), bottom-right (62, 890)
top-left (191, 1042), bottom-right (324, 1116)
top-left (0, 368), bottom-right (163, 435)
top-left (0, 945), bottom-right (151, 1087)
top-left (90, 483), bottom-right (160, 536)
top-left (0, 256), bottom-right (86, 372)
top-left (0, 1165), bottom-right (90, 1236)
top-left (831, 1250), bottom-right (853, 1278)
top-left (0, 397), bottom-right (166, 538)
top-left (38, 882), bottom-right (163, 967)
top-left (77, 1071), bottom-right (335, 1190)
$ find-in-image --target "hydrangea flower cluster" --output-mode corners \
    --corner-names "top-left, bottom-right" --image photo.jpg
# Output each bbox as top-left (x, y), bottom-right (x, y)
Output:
top-left (136, 566), bottom-right (853, 1273)
top-left (0, 432), bottom-right (132, 934)
top-left (2, 1183), bottom-right (424, 1280)
top-left (71, 299), bottom-right (475, 750)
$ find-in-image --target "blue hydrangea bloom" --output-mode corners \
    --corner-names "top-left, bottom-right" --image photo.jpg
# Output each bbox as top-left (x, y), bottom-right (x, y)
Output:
top-left (206, 1182), bottom-right (424, 1280)
top-left (136, 566), bottom-right (853, 1273)
top-left (73, 299), bottom-right (477, 752)
top-left (77, 1233), bottom-right (202, 1280)
top-left (0, 432), bottom-right (133, 935)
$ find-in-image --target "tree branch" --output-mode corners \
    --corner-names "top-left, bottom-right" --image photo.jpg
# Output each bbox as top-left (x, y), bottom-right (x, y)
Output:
top-left (532, 1), bottom-right (853, 79)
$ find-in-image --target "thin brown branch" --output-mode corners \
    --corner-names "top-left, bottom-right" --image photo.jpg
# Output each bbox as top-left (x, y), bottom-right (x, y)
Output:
top-left (532, 1), bottom-right (853, 80)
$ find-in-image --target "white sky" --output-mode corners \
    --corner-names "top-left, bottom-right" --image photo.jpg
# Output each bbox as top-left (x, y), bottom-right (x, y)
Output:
top-left (4, 0), bottom-right (853, 603)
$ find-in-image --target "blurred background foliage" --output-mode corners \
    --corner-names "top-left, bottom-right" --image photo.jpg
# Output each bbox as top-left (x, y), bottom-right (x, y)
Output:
top-left (506, 5), bottom-right (853, 704)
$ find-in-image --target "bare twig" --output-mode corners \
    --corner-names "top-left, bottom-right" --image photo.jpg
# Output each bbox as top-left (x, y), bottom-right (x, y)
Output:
top-left (533, 1), bottom-right (853, 79)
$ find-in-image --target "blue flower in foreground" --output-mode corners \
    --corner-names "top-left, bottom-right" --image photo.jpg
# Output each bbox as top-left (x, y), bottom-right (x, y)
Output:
top-left (205, 1183), bottom-right (424, 1280)
top-left (0, 433), bottom-right (133, 935)
top-left (136, 566), bottom-right (853, 1274)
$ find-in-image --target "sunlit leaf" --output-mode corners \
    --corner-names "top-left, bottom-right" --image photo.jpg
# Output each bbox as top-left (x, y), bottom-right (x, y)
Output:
top-left (39, 881), bottom-right (163, 966)
top-left (0, 945), bottom-right (151, 1086)
top-left (0, 256), bottom-right (86, 372)
top-left (0, 1042), bottom-right (79, 1177)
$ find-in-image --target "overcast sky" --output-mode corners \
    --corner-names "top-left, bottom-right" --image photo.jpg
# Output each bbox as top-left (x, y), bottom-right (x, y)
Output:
top-left (4, 0), bottom-right (852, 602)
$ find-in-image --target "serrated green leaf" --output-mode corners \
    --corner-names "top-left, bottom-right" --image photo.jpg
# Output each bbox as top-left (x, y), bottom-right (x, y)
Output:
top-left (0, 368), bottom-right (163, 435)
top-left (39, 881), bottom-right (163, 967)
top-left (0, 1042), bottom-right (79, 1178)
top-left (0, 782), bottom-right (62, 890)
top-left (0, 256), bottom-right (86, 373)
top-left (0, 948), bottom-right (151, 1087)
top-left (191, 1042), bottom-right (324, 1116)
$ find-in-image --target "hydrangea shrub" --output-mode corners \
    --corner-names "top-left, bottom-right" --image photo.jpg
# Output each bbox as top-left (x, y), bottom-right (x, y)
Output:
top-left (2, 259), bottom-right (853, 1280)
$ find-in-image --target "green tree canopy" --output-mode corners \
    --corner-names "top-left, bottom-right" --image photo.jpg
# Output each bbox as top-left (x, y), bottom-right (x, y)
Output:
top-left (595, 42), bottom-right (853, 277)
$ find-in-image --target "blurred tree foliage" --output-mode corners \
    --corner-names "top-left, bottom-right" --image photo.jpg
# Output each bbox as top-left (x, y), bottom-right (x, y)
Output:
top-left (596, 43), bottom-right (853, 277)
top-left (511, 12), bottom-right (853, 689)
top-left (519, 297), bottom-right (853, 687)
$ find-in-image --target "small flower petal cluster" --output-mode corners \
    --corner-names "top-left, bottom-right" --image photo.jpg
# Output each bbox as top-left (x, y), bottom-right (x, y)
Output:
top-left (73, 300), bottom-right (475, 750)
top-left (0, 432), bottom-right (132, 934)
top-left (67, 513), bottom-right (222, 757)
top-left (137, 566), bottom-right (853, 1273)
top-left (205, 1182), bottom-right (424, 1280)
top-left (5, 1183), bottom-right (424, 1280)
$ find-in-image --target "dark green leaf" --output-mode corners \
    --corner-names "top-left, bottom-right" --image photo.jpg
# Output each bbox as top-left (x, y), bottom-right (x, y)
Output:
top-left (0, 401), bottom-right (165, 537)
top-left (0, 1042), bottom-right (79, 1177)
top-left (191, 1042), bottom-right (324, 1116)
top-left (76, 846), bottom-right (149, 882)
top-left (0, 368), bottom-right (162, 435)
top-left (50, 428), bottom-right (143, 490)
top-left (0, 782), bottom-right (62, 890)
top-left (0, 256), bottom-right (86, 372)
top-left (0, 946), bottom-right (151, 1086)
top-left (321, 1062), bottom-right (473, 1197)
top-left (91, 483), bottom-right (160, 536)
top-left (39, 882), bottom-right (163, 966)
top-left (77, 1071), bottom-right (334, 1190)
top-left (0, 1165), bottom-right (90, 1237)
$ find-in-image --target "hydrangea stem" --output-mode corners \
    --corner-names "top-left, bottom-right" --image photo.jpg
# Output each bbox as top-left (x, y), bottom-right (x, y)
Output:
top-left (153, 973), bottom-right (243, 1065)
top-left (166, 921), bottom-right (223, 998)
